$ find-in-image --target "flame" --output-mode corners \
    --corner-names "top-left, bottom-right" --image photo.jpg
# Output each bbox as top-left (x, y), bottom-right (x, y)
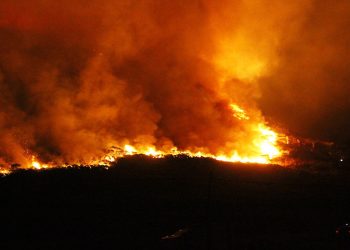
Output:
top-left (0, 169), bottom-right (11, 175)
top-left (30, 156), bottom-right (50, 170)
top-left (230, 104), bottom-right (250, 120)
top-left (0, 1), bottom-right (297, 175)
top-left (124, 145), bottom-right (137, 155)
top-left (98, 104), bottom-right (283, 165)
top-left (256, 124), bottom-right (280, 160)
top-left (0, 103), bottom-right (286, 174)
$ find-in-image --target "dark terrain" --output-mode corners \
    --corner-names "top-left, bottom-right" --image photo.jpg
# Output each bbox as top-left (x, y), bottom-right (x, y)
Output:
top-left (1, 155), bottom-right (350, 249)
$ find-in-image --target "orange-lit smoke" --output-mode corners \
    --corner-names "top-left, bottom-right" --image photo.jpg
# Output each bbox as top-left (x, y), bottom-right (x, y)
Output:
top-left (0, 0), bottom-right (320, 171)
top-left (259, 0), bottom-right (350, 143)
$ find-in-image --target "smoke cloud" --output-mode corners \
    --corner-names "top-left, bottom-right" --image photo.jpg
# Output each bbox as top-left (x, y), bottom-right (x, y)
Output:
top-left (259, 0), bottom-right (350, 144)
top-left (1, 0), bottom-right (346, 166)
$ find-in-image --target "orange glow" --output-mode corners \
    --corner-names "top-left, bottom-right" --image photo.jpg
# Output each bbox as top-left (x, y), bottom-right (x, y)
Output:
top-left (230, 104), bottom-right (250, 120)
top-left (30, 156), bottom-right (50, 170)
top-left (0, 102), bottom-right (286, 174)
top-left (0, 0), bottom-right (300, 175)
top-left (0, 169), bottom-right (11, 175)
top-left (124, 145), bottom-right (137, 155)
top-left (214, 36), bottom-right (267, 82)
top-left (255, 124), bottom-right (281, 160)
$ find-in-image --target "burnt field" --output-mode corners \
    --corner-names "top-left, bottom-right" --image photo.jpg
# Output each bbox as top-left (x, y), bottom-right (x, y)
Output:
top-left (1, 156), bottom-right (350, 250)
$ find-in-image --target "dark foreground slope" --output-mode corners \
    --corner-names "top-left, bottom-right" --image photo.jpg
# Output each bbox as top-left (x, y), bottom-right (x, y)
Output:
top-left (1, 156), bottom-right (350, 250)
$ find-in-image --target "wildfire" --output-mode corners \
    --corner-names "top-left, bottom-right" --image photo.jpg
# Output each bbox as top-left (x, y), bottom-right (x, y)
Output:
top-left (1, 0), bottom-right (345, 176)
top-left (30, 156), bottom-right (50, 170)
top-left (211, 106), bottom-right (282, 164)
top-left (0, 0), bottom-right (308, 176)
top-left (230, 104), bottom-right (250, 120)
top-left (4, 104), bottom-right (283, 174)
top-left (124, 145), bottom-right (137, 155)
top-left (256, 124), bottom-right (280, 160)
top-left (0, 103), bottom-right (286, 175)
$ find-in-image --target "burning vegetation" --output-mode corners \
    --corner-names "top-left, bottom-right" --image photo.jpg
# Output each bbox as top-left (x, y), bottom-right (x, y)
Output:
top-left (0, 0), bottom-right (349, 173)
top-left (1, 102), bottom-right (286, 174)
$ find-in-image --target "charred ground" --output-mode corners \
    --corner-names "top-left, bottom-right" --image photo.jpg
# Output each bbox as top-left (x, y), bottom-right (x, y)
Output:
top-left (1, 156), bottom-right (350, 249)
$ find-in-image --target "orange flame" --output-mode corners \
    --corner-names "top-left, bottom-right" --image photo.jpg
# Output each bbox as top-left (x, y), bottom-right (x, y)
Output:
top-left (0, 103), bottom-right (286, 175)
top-left (0, 0), bottom-right (298, 175)
top-left (30, 156), bottom-right (50, 170)
top-left (104, 104), bottom-right (283, 165)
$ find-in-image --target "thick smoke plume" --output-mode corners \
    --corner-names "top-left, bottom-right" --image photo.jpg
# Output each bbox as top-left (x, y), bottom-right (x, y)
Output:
top-left (1, 0), bottom-right (346, 167)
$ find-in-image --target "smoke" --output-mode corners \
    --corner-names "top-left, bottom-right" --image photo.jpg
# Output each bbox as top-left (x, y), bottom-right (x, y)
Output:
top-left (1, 0), bottom-right (344, 166)
top-left (259, 0), bottom-right (350, 144)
